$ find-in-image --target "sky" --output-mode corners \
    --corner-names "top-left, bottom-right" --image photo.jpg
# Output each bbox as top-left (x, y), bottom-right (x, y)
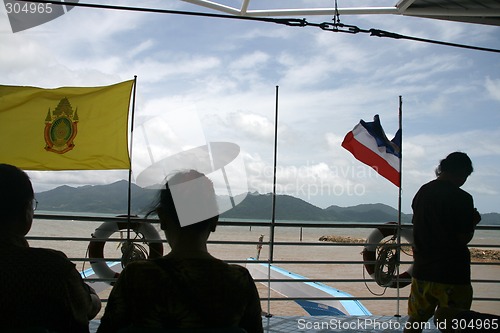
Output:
top-left (1, 0), bottom-right (500, 215)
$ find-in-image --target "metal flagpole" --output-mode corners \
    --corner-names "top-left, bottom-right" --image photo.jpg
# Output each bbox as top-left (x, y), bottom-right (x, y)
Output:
top-left (126, 76), bottom-right (138, 241)
top-left (395, 95), bottom-right (403, 317)
top-left (270, 85), bottom-right (279, 263)
top-left (267, 85), bottom-right (279, 317)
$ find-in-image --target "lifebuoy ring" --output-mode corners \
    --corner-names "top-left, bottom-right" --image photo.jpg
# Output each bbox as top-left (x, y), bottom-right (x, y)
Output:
top-left (88, 221), bottom-right (163, 283)
top-left (362, 222), bottom-right (413, 288)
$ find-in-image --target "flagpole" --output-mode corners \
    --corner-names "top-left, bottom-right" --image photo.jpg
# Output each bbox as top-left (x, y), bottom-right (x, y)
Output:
top-left (126, 76), bottom-right (138, 241)
top-left (396, 95), bottom-right (403, 317)
top-left (270, 85), bottom-right (278, 263)
top-left (267, 85), bottom-right (279, 318)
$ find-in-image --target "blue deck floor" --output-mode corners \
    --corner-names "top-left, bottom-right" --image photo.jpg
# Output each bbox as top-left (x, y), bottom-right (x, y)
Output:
top-left (90, 316), bottom-right (441, 332)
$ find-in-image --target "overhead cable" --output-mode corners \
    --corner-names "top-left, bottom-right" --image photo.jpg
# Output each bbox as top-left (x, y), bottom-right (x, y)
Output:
top-left (20, 0), bottom-right (500, 53)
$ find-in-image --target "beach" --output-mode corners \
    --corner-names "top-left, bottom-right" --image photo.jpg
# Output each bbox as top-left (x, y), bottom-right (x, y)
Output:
top-left (28, 218), bottom-right (500, 319)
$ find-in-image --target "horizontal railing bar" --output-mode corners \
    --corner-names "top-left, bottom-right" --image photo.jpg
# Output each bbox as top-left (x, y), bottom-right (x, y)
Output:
top-left (70, 258), bottom-right (500, 267)
top-left (34, 214), bottom-right (500, 230)
top-left (72, 257), bottom-right (500, 269)
top-left (260, 297), bottom-right (500, 302)
top-left (84, 279), bottom-right (117, 282)
top-left (33, 214), bottom-right (157, 223)
top-left (75, 258), bottom-right (119, 261)
top-left (25, 237), bottom-right (500, 249)
top-left (227, 259), bottom-right (499, 265)
top-left (251, 278), bottom-right (500, 283)
top-left (81, 276), bottom-right (500, 284)
top-left (28, 236), bottom-right (148, 242)
top-left (95, 297), bottom-right (500, 304)
top-left (72, 258), bottom-right (381, 264)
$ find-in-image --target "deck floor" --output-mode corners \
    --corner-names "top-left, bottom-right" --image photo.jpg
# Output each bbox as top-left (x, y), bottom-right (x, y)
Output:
top-left (90, 316), bottom-right (440, 332)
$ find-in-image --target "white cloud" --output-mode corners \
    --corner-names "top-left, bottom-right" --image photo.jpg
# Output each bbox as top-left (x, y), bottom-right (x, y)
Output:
top-left (485, 77), bottom-right (500, 102)
top-left (127, 55), bottom-right (221, 83)
top-left (127, 39), bottom-right (155, 58)
top-left (224, 111), bottom-right (276, 141)
top-left (229, 51), bottom-right (270, 70)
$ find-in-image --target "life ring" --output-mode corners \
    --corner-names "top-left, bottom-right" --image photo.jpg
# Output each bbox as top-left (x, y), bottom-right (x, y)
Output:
top-left (88, 220), bottom-right (163, 283)
top-left (362, 222), bottom-right (413, 288)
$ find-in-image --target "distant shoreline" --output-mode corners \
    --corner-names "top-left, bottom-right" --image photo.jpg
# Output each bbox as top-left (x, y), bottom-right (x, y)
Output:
top-left (319, 235), bottom-right (500, 262)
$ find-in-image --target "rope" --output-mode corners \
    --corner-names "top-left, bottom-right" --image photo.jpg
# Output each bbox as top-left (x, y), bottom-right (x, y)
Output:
top-left (119, 230), bottom-right (150, 267)
top-left (121, 241), bottom-right (149, 267)
top-left (374, 240), bottom-right (399, 287)
top-left (363, 236), bottom-right (402, 294)
top-left (362, 258), bottom-right (388, 296)
top-left (81, 242), bottom-right (91, 277)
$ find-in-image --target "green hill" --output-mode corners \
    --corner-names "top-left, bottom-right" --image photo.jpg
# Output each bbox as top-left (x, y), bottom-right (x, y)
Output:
top-left (35, 182), bottom-right (500, 224)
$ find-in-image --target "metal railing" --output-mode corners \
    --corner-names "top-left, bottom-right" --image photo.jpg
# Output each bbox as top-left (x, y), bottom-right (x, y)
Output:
top-left (29, 214), bottom-right (500, 317)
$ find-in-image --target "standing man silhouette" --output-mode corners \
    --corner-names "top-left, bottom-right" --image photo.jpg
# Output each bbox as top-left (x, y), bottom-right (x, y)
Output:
top-left (404, 152), bottom-right (481, 333)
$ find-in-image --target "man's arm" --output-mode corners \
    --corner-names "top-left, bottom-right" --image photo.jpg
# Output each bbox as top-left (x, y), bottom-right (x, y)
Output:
top-left (457, 208), bottom-right (481, 245)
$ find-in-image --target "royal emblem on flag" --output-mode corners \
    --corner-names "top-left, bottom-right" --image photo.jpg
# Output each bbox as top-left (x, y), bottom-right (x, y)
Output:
top-left (44, 97), bottom-right (79, 154)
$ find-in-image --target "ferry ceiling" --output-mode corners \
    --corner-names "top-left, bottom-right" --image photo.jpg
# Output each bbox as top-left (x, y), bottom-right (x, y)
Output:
top-left (180, 0), bottom-right (500, 27)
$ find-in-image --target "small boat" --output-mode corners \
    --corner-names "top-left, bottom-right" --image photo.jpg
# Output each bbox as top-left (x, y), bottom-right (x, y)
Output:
top-left (246, 258), bottom-right (371, 316)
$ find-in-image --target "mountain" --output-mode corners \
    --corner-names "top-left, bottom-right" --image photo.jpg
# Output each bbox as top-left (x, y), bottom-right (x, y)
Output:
top-left (36, 180), bottom-right (158, 215)
top-left (325, 203), bottom-right (413, 223)
top-left (480, 213), bottom-right (500, 225)
top-left (220, 192), bottom-right (331, 221)
top-left (35, 182), bottom-right (500, 224)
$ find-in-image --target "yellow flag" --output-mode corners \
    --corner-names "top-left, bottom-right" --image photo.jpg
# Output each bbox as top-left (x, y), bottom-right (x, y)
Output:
top-left (0, 80), bottom-right (134, 170)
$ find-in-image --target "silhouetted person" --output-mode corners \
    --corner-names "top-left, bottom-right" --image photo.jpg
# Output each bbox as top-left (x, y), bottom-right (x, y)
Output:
top-left (0, 164), bottom-right (101, 332)
top-left (98, 170), bottom-right (263, 332)
top-left (404, 152), bottom-right (481, 333)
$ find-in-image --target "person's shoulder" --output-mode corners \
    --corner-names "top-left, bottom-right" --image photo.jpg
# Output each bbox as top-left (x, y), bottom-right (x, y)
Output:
top-left (456, 187), bottom-right (473, 202)
top-left (456, 186), bottom-right (472, 196)
top-left (421, 179), bottom-right (465, 194)
top-left (123, 259), bottom-right (161, 272)
top-left (226, 263), bottom-right (253, 278)
top-left (27, 246), bottom-right (70, 261)
top-left (422, 179), bottom-right (440, 188)
top-left (17, 247), bottom-right (76, 273)
top-left (415, 179), bottom-right (437, 193)
top-left (120, 259), bottom-right (166, 278)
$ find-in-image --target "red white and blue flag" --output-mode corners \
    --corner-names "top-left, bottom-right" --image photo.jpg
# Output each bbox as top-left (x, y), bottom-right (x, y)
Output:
top-left (342, 115), bottom-right (401, 187)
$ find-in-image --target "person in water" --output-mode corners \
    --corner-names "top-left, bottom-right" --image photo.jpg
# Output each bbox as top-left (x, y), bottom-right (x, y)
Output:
top-left (404, 152), bottom-right (481, 333)
top-left (98, 170), bottom-right (263, 332)
top-left (0, 163), bottom-right (101, 332)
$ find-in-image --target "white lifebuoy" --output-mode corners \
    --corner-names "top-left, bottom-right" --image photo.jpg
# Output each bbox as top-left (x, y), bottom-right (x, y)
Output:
top-left (362, 222), bottom-right (413, 288)
top-left (88, 221), bottom-right (163, 284)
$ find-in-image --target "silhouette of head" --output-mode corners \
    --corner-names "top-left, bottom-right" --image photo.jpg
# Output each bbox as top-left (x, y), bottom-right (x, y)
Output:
top-left (435, 152), bottom-right (473, 178)
top-left (156, 170), bottom-right (219, 232)
top-left (0, 164), bottom-right (34, 232)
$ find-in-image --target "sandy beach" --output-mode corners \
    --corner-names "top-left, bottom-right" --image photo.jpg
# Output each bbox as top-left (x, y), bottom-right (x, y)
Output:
top-left (28, 218), bottom-right (500, 319)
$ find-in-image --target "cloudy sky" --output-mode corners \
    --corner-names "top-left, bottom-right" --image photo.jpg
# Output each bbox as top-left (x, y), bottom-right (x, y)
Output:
top-left (1, 1), bottom-right (500, 215)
